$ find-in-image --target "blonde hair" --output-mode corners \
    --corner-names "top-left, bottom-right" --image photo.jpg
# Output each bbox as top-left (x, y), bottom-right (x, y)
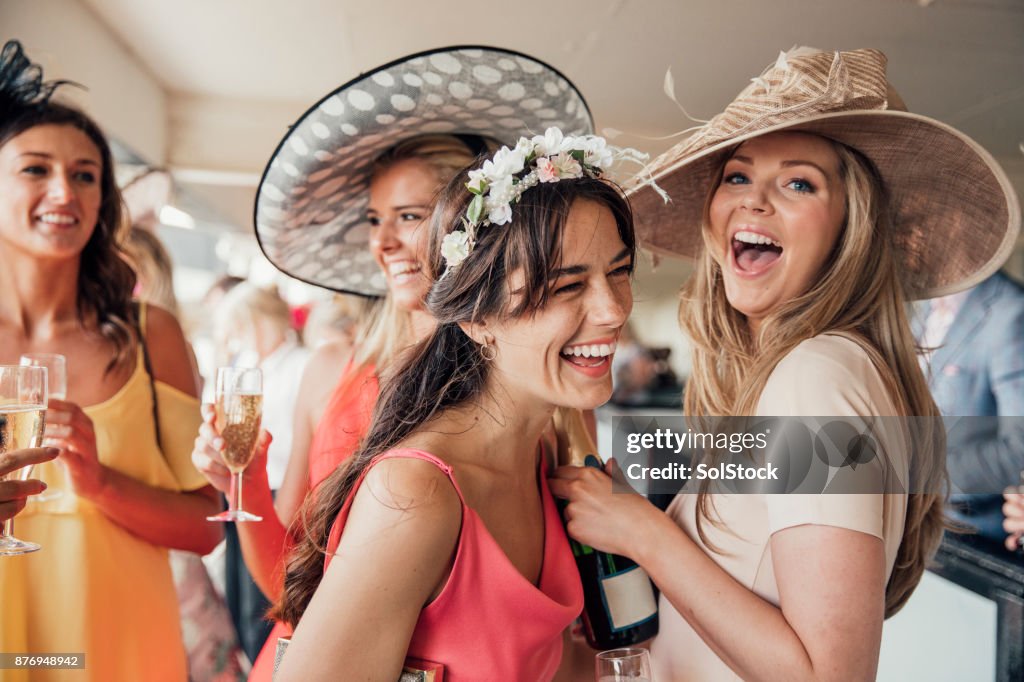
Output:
top-left (125, 227), bottom-right (179, 317)
top-left (681, 138), bottom-right (947, 618)
top-left (354, 135), bottom-right (486, 370)
top-left (218, 283), bottom-right (295, 346)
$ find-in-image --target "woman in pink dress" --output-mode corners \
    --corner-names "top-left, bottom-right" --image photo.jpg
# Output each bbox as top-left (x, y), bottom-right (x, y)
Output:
top-left (188, 47), bottom-right (595, 678)
top-left (273, 130), bottom-right (641, 680)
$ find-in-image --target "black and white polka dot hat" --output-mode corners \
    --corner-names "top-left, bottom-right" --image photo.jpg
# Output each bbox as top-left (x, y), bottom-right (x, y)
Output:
top-left (254, 45), bottom-right (594, 296)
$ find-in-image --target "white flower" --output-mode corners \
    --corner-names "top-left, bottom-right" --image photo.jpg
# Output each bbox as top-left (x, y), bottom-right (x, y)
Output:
top-left (531, 127), bottom-right (574, 157)
top-left (582, 136), bottom-right (614, 170)
top-left (513, 136), bottom-right (534, 157)
top-left (487, 202), bottom-right (512, 225)
top-left (466, 168), bottom-right (488, 194)
top-left (441, 230), bottom-right (471, 268)
top-left (485, 174), bottom-right (515, 207)
top-left (483, 145), bottom-right (526, 182)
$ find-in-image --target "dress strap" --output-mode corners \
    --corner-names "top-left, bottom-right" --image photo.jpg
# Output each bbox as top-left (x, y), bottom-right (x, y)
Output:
top-left (368, 449), bottom-right (466, 504)
top-left (131, 300), bottom-right (163, 452)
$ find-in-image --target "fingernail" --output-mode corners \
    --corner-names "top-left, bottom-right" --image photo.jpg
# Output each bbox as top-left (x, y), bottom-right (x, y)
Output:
top-left (584, 455), bottom-right (601, 468)
top-left (45, 447), bottom-right (60, 456)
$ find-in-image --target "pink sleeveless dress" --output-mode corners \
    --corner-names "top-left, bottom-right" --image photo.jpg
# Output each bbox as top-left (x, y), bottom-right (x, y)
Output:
top-left (250, 360), bottom-right (379, 681)
top-left (321, 448), bottom-right (583, 680)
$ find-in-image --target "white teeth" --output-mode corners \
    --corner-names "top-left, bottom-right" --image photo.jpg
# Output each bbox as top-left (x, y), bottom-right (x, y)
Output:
top-left (734, 230), bottom-right (781, 248)
top-left (560, 341), bottom-right (618, 358)
top-left (388, 261), bottom-right (420, 276)
top-left (37, 213), bottom-right (76, 225)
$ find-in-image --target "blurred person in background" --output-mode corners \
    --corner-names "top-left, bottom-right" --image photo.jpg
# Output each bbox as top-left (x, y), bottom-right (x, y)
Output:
top-left (610, 322), bottom-right (657, 404)
top-left (193, 273), bottom-right (246, 401)
top-left (301, 293), bottom-right (369, 352)
top-left (0, 40), bottom-right (220, 681)
top-left (1004, 488), bottom-right (1024, 551)
top-left (189, 47), bottom-right (594, 680)
top-left (124, 223), bottom-right (180, 315)
top-left (913, 271), bottom-right (1024, 546)
top-left (124, 221), bottom-right (245, 680)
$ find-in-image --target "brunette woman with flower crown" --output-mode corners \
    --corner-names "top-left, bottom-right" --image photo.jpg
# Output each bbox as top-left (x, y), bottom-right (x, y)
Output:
top-left (0, 41), bottom-right (222, 681)
top-left (552, 47), bottom-right (1019, 681)
top-left (186, 47), bottom-right (598, 678)
top-left (271, 129), bottom-right (638, 680)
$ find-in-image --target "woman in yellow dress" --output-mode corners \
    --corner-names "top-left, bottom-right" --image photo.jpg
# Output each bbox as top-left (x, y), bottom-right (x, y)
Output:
top-left (0, 40), bottom-right (221, 681)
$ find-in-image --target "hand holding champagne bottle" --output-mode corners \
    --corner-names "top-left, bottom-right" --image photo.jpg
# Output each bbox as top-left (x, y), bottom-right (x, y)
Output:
top-left (552, 407), bottom-right (659, 650)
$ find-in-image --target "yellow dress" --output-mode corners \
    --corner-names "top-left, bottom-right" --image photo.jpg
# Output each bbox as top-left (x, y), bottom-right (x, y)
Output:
top-left (0, 305), bottom-right (205, 682)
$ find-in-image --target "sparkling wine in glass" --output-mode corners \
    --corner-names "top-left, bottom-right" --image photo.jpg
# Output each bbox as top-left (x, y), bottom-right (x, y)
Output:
top-left (595, 647), bottom-right (654, 682)
top-left (19, 354), bottom-right (66, 501)
top-left (207, 367), bottom-right (263, 523)
top-left (0, 365), bottom-right (48, 555)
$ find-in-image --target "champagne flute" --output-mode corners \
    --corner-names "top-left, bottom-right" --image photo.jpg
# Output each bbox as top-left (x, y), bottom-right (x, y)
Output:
top-left (595, 647), bottom-right (654, 682)
top-left (0, 365), bottom-right (48, 555)
top-left (207, 367), bottom-right (263, 522)
top-left (19, 354), bottom-right (66, 501)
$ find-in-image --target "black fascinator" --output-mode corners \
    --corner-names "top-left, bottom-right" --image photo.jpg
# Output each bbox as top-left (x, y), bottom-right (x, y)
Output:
top-left (0, 40), bottom-right (78, 122)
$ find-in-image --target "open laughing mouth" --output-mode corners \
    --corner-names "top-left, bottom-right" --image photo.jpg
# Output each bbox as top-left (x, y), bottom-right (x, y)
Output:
top-left (560, 341), bottom-right (616, 376)
top-left (732, 230), bottom-right (783, 275)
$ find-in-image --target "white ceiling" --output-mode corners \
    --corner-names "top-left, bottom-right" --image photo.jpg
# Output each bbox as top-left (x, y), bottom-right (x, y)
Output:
top-left (73, 0), bottom-right (1024, 234)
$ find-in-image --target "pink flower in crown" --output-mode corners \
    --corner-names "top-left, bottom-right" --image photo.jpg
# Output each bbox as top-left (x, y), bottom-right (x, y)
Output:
top-left (536, 157), bottom-right (559, 183)
top-left (551, 152), bottom-right (583, 179)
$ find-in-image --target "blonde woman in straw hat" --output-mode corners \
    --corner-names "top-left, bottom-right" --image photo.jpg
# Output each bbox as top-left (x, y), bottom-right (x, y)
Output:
top-left (552, 47), bottom-right (1019, 680)
top-left (187, 46), bottom-right (596, 678)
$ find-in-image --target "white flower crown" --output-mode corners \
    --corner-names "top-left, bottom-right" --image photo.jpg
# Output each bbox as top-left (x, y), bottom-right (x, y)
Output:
top-left (439, 127), bottom-right (653, 274)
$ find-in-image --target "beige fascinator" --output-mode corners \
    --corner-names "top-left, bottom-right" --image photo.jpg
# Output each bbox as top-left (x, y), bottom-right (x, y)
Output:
top-left (628, 47), bottom-right (1020, 299)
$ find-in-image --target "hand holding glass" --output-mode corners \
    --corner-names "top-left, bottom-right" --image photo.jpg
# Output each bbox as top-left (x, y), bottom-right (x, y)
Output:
top-left (207, 367), bottom-right (263, 523)
top-left (0, 365), bottom-right (48, 555)
top-left (595, 647), bottom-right (654, 682)
top-left (19, 354), bottom-right (66, 501)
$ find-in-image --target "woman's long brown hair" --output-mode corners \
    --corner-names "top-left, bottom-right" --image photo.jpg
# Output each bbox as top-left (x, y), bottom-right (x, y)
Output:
top-left (272, 175), bottom-right (636, 627)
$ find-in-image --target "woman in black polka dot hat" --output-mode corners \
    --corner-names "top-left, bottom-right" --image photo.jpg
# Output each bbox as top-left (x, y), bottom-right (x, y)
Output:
top-left (188, 45), bottom-right (594, 679)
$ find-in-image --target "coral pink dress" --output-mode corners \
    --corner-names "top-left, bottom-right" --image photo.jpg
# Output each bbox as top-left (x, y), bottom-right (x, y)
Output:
top-left (321, 448), bottom-right (583, 680)
top-left (249, 359), bottom-right (378, 681)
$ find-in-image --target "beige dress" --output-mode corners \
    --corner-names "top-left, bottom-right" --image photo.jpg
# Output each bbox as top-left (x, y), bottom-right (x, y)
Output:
top-left (650, 334), bottom-right (909, 681)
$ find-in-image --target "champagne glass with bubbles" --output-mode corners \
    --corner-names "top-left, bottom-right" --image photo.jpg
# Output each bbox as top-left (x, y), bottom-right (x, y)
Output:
top-left (19, 354), bottom-right (66, 501)
top-left (207, 367), bottom-right (263, 523)
top-left (0, 364), bottom-right (48, 555)
top-left (595, 648), bottom-right (654, 682)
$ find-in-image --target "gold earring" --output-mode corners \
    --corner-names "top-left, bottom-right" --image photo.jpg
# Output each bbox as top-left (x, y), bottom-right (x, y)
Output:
top-left (480, 340), bottom-right (497, 361)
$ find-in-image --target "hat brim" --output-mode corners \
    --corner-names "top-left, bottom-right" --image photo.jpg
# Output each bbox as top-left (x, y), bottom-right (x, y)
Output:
top-left (254, 45), bottom-right (593, 296)
top-left (628, 110), bottom-right (1020, 299)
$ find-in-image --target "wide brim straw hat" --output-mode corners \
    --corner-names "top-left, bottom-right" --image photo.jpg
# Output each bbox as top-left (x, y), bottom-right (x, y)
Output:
top-left (254, 45), bottom-right (593, 296)
top-left (627, 47), bottom-right (1020, 299)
